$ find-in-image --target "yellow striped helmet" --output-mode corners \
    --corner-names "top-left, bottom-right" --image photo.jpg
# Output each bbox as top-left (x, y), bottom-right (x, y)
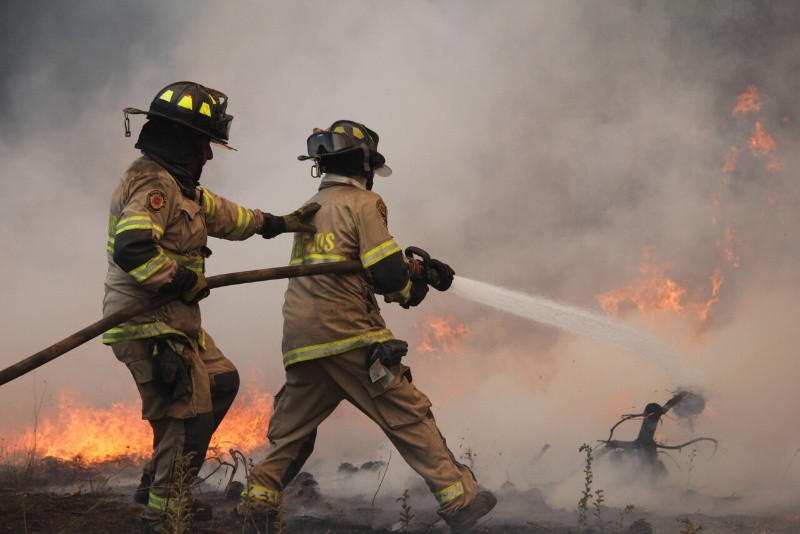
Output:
top-left (124, 81), bottom-right (233, 146)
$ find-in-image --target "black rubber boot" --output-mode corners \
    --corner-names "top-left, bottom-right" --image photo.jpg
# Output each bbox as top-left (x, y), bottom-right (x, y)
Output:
top-left (191, 497), bottom-right (214, 521)
top-left (134, 470), bottom-right (153, 505)
top-left (441, 491), bottom-right (497, 533)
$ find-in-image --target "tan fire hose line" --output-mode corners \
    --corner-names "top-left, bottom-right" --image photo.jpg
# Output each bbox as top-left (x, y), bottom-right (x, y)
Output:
top-left (0, 260), bottom-right (363, 387)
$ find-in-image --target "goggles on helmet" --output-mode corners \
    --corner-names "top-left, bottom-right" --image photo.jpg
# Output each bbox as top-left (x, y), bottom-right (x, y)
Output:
top-left (306, 130), bottom-right (374, 157)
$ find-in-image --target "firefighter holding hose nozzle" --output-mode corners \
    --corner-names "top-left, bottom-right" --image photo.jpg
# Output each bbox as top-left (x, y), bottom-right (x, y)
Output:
top-left (238, 120), bottom-right (496, 533)
top-left (104, 81), bottom-right (318, 533)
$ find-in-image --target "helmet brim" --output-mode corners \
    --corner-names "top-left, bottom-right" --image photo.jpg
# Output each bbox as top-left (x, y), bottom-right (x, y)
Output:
top-left (374, 164), bottom-right (392, 177)
top-left (124, 107), bottom-right (237, 151)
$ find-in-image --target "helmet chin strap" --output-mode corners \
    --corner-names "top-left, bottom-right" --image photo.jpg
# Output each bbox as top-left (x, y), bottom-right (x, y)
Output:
top-left (361, 144), bottom-right (371, 173)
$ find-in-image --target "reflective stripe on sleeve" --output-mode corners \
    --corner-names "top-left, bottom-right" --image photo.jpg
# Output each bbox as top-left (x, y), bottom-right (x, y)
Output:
top-left (127, 251), bottom-right (171, 283)
top-left (102, 322), bottom-right (187, 345)
top-left (361, 239), bottom-right (401, 268)
top-left (224, 205), bottom-right (253, 240)
top-left (382, 280), bottom-right (412, 303)
top-left (433, 481), bottom-right (465, 506)
top-left (115, 215), bottom-right (164, 238)
top-left (283, 329), bottom-right (394, 368)
top-left (201, 188), bottom-right (217, 219)
top-left (164, 250), bottom-right (205, 273)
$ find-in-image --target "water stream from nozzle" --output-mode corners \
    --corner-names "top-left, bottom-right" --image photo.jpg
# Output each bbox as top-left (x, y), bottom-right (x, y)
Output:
top-left (450, 276), bottom-right (704, 388)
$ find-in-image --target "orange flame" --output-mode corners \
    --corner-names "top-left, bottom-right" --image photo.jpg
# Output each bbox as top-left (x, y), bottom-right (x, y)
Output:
top-left (748, 121), bottom-right (777, 157)
top-left (732, 84), bottom-right (761, 116)
top-left (6, 386), bottom-right (272, 466)
top-left (721, 226), bottom-right (740, 268)
top-left (692, 267), bottom-right (724, 324)
top-left (596, 262), bottom-right (686, 317)
top-left (416, 314), bottom-right (469, 354)
top-left (722, 146), bottom-right (739, 173)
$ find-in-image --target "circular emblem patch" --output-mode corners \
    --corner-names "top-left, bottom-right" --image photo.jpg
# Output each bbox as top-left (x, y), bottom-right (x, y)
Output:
top-left (147, 190), bottom-right (167, 212)
top-left (376, 199), bottom-right (388, 227)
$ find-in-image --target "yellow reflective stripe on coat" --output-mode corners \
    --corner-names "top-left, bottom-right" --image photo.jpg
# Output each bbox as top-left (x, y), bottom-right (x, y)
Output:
top-left (360, 239), bottom-right (401, 268)
top-left (288, 254), bottom-right (350, 266)
top-left (102, 321), bottom-right (186, 345)
top-left (115, 215), bottom-right (165, 238)
top-left (127, 251), bottom-right (171, 283)
top-left (434, 481), bottom-right (465, 506)
top-left (241, 484), bottom-right (281, 504)
top-left (283, 329), bottom-right (394, 368)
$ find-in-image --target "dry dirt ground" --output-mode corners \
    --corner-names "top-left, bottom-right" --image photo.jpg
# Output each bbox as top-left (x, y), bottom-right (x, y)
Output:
top-left (1, 458), bottom-right (799, 533)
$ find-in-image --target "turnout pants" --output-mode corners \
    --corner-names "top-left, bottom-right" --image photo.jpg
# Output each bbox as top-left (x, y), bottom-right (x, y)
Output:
top-left (246, 346), bottom-right (477, 516)
top-left (112, 331), bottom-right (240, 522)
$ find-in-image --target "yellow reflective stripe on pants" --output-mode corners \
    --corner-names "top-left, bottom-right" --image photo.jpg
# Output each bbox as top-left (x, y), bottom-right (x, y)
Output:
top-left (242, 484), bottom-right (281, 504)
top-left (434, 481), bottom-right (465, 506)
top-left (147, 491), bottom-right (189, 512)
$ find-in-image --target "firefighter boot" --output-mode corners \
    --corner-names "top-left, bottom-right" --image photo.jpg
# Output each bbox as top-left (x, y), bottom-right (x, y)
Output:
top-left (191, 497), bottom-right (214, 521)
top-left (140, 518), bottom-right (161, 534)
top-left (236, 499), bottom-right (280, 534)
top-left (133, 469), bottom-right (153, 505)
top-left (440, 491), bottom-right (497, 533)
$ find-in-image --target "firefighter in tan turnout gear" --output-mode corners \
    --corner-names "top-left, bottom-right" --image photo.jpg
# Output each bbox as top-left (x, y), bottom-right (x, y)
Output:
top-left (239, 120), bottom-right (496, 532)
top-left (103, 81), bottom-right (319, 533)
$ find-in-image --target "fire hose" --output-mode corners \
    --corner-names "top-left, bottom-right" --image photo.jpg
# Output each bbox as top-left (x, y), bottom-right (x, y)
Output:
top-left (0, 260), bottom-right (363, 387)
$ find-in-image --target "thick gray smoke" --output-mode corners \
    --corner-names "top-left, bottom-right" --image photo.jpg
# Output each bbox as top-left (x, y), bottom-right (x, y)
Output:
top-left (1, 0), bottom-right (799, 522)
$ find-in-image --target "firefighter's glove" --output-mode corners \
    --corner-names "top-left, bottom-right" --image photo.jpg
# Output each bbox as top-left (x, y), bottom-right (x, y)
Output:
top-left (150, 337), bottom-right (191, 403)
top-left (366, 339), bottom-right (409, 369)
top-left (260, 202), bottom-right (321, 238)
top-left (401, 278), bottom-right (429, 309)
top-left (399, 258), bottom-right (426, 309)
top-left (162, 265), bottom-right (210, 303)
top-left (426, 259), bottom-right (455, 291)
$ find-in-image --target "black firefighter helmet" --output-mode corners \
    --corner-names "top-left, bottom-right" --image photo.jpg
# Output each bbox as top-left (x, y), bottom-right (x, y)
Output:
top-left (298, 120), bottom-right (392, 179)
top-left (124, 81), bottom-right (235, 149)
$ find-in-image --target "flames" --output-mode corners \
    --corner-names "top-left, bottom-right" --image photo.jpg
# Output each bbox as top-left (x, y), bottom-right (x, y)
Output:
top-left (596, 249), bottom-right (728, 333)
top-left (5, 385), bottom-right (272, 466)
top-left (596, 256), bottom-right (686, 317)
top-left (731, 84), bottom-right (761, 116)
top-left (4, 315), bottom-right (472, 469)
top-left (724, 84), bottom-right (781, 175)
top-left (417, 313), bottom-right (469, 355)
top-left (598, 83), bottom-right (787, 333)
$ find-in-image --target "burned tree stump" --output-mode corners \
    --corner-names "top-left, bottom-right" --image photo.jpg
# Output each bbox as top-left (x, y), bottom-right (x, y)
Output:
top-left (598, 390), bottom-right (716, 481)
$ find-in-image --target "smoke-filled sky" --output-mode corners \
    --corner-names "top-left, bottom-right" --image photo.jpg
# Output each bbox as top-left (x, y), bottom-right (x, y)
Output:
top-left (2, 0), bottom-right (799, 520)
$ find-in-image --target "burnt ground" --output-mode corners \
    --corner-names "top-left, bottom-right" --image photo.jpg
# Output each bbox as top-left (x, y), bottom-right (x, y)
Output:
top-left (1, 458), bottom-right (799, 533)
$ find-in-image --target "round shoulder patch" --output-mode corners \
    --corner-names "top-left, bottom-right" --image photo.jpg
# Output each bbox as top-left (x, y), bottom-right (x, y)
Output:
top-left (376, 198), bottom-right (388, 227)
top-left (147, 189), bottom-right (167, 212)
